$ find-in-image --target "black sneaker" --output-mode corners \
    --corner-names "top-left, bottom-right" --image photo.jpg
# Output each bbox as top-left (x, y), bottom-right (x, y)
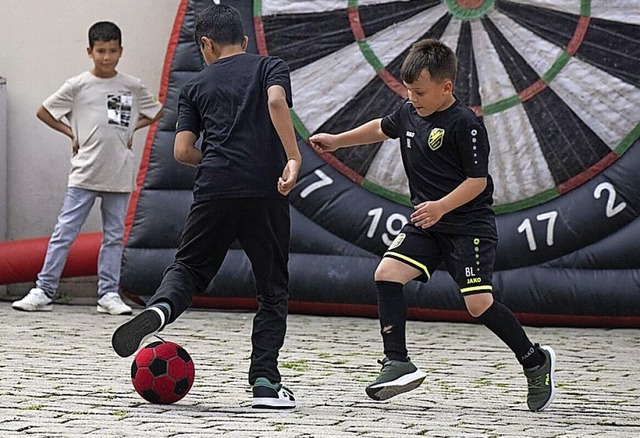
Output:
top-left (111, 307), bottom-right (165, 357)
top-left (524, 345), bottom-right (556, 412)
top-left (252, 377), bottom-right (296, 409)
top-left (365, 357), bottom-right (427, 401)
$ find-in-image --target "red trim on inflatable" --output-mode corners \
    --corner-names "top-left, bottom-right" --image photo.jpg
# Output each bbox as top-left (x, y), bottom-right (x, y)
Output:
top-left (253, 16), bottom-right (268, 56)
top-left (0, 233), bottom-right (102, 285)
top-left (124, 0), bottom-right (189, 245)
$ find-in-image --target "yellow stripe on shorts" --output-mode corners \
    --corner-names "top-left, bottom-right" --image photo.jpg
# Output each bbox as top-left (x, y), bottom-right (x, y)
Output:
top-left (383, 251), bottom-right (430, 281)
top-left (460, 285), bottom-right (493, 294)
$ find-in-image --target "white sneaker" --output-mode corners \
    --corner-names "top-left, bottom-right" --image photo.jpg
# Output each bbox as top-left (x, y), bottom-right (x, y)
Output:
top-left (12, 288), bottom-right (54, 312)
top-left (97, 292), bottom-right (133, 315)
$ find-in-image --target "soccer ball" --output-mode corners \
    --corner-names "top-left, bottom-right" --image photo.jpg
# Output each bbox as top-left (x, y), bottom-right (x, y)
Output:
top-left (131, 340), bottom-right (195, 404)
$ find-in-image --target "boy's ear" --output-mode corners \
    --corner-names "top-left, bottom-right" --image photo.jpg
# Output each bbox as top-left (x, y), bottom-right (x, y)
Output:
top-left (241, 36), bottom-right (249, 51)
top-left (200, 36), bottom-right (213, 51)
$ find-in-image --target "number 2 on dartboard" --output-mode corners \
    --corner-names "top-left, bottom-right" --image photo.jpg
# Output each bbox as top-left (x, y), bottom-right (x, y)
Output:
top-left (593, 182), bottom-right (627, 218)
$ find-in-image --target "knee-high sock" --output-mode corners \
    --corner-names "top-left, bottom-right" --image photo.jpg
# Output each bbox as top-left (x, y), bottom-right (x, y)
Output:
top-left (376, 280), bottom-right (408, 362)
top-left (475, 300), bottom-right (544, 369)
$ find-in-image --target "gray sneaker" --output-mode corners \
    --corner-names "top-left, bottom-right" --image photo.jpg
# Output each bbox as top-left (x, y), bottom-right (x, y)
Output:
top-left (252, 377), bottom-right (296, 409)
top-left (366, 357), bottom-right (427, 401)
top-left (12, 288), bottom-right (53, 312)
top-left (524, 345), bottom-right (556, 412)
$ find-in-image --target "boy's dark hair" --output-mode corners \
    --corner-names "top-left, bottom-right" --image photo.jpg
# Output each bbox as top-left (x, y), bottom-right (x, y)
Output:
top-left (88, 21), bottom-right (122, 48)
top-left (401, 39), bottom-right (457, 84)
top-left (194, 4), bottom-right (245, 48)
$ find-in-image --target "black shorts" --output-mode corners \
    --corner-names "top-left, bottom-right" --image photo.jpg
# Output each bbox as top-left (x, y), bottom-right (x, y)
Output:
top-left (383, 224), bottom-right (497, 295)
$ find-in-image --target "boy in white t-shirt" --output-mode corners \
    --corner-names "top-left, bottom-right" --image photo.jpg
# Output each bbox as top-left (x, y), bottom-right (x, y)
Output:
top-left (12, 21), bottom-right (163, 314)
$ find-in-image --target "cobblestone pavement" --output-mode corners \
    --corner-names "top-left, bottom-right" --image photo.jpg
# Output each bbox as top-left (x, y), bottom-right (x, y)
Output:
top-left (1, 301), bottom-right (639, 437)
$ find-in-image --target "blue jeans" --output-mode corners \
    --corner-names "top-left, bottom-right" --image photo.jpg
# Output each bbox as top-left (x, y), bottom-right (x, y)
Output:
top-left (36, 187), bottom-right (129, 298)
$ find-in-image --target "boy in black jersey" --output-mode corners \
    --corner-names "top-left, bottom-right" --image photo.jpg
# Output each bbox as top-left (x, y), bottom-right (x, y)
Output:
top-left (112, 5), bottom-right (301, 409)
top-left (310, 39), bottom-right (555, 412)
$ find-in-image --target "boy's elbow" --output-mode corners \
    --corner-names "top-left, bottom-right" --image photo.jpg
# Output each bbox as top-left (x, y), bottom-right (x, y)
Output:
top-left (154, 108), bottom-right (165, 122)
top-left (36, 106), bottom-right (47, 121)
top-left (268, 95), bottom-right (288, 111)
top-left (173, 148), bottom-right (186, 163)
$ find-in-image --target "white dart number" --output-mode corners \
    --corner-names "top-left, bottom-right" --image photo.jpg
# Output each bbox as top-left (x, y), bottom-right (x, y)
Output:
top-left (367, 208), bottom-right (408, 246)
top-left (517, 183), bottom-right (627, 252)
top-left (593, 182), bottom-right (627, 218)
top-left (299, 169), bottom-right (333, 198)
top-left (517, 212), bottom-right (558, 252)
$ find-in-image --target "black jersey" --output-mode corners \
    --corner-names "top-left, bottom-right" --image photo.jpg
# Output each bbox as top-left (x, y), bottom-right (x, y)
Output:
top-left (176, 53), bottom-right (293, 201)
top-left (381, 98), bottom-right (496, 238)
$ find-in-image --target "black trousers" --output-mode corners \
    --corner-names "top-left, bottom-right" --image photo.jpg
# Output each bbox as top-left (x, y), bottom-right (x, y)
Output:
top-left (148, 198), bottom-right (291, 385)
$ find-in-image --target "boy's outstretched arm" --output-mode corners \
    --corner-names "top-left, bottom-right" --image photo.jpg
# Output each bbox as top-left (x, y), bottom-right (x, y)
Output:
top-left (267, 85), bottom-right (301, 196)
top-left (36, 105), bottom-right (79, 155)
top-left (309, 119), bottom-right (388, 153)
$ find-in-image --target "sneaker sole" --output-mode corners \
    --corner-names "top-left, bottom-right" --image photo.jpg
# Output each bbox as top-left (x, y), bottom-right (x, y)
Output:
top-left (12, 304), bottom-right (53, 312)
top-left (366, 369), bottom-right (427, 401)
top-left (533, 345), bottom-right (556, 412)
top-left (252, 398), bottom-right (296, 409)
top-left (111, 309), bottom-right (163, 358)
top-left (96, 305), bottom-right (132, 315)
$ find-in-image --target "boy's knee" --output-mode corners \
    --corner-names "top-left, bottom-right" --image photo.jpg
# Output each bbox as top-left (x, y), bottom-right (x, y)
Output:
top-left (374, 264), bottom-right (392, 282)
top-left (464, 292), bottom-right (494, 317)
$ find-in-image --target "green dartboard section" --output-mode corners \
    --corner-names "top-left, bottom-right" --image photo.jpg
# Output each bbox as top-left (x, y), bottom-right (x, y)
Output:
top-left (120, 0), bottom-right (640, 327)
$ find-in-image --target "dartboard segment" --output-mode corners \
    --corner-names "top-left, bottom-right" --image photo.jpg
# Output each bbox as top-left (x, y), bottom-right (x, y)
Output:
top-left (499, 0), bottom-right (640, 87)
top-left (258, 0), bottom-right (436, 71)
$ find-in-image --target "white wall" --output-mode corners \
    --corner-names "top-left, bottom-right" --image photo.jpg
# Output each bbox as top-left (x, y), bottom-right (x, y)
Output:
top-left (0, 78), bottom-right (7, 241)
top-left (0, 0), bottom-right (180, 240)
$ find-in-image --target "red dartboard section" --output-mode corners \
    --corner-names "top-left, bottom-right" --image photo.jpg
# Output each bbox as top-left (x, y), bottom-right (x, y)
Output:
top-left (114, 0), bottom-right (640, 327)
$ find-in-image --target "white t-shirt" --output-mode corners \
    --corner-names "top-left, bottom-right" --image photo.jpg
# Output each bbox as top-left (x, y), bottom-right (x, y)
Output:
top-left (43, 71), bottom-right (162, 192)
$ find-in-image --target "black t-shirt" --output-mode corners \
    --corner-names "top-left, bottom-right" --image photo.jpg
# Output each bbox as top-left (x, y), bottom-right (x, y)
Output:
top-left (176, 53), bottom-right (292, 200)
top-left (381, 98), bottom-right (496, 237)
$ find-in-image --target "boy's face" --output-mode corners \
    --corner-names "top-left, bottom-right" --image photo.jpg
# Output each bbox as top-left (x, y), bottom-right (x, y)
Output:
top-left (87, 40), bottom-right (122, 77)
top-left (404, 69), bottom-right (454, 117)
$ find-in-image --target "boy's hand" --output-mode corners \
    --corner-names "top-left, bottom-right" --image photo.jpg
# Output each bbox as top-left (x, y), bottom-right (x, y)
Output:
top-left (309, 133), bottom-right (339, 153)
top-left (278, 158), bottom-right (301, 196)
top-left (71, 137), bottom-right (79, 156)
top-left (411, 201), bottom-right (446, 228)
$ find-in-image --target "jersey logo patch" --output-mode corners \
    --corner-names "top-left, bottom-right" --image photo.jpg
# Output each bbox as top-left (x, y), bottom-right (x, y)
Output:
top-left (388, 233), bottom-right (406, 250)
top-left (428, 128), bottom-right (445, 151)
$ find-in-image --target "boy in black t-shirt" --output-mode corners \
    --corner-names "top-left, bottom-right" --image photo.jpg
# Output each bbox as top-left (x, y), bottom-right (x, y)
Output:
top-left (310, 39), bottom-right (555, 412)
top-left (112, 5), bottom-right (301, 409)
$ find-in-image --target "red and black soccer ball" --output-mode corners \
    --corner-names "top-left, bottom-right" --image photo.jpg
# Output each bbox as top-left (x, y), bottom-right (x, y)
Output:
top-left (131, 340), bottom-right (195, 404)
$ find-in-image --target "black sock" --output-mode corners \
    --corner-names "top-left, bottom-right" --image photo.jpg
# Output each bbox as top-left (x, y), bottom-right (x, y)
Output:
top-left (376, 281), bottom-right (408, 362)
top-left (475, 300), bottom-right (545, 369)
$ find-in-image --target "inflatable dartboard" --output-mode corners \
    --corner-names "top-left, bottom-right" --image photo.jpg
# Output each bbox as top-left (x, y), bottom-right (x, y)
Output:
top-left (120, 0), bottom-right (640, 327)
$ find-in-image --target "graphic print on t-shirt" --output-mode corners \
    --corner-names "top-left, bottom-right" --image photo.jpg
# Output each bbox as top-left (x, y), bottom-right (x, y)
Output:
top-left (107, 92), bottom-right (132, 127)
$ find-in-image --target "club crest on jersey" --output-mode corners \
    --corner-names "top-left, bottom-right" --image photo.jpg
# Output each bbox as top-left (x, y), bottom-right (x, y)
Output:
top-left (388, 233), bottom-right (406, 250)
top-left (428, 128), bottom-right (445, 151)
